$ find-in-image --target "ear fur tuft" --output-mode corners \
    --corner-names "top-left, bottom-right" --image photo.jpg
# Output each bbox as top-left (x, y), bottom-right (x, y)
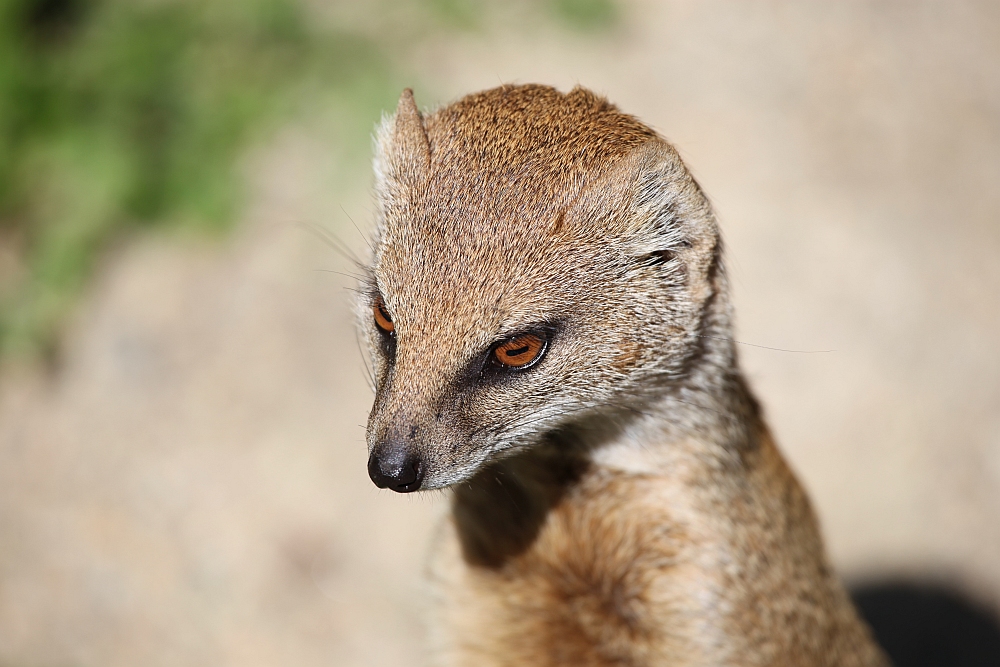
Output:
top-left (394, 89), bottom-right (431, 174)
top-left (379, 88), bottom-right (430, 187)
top-left (372, 88), bottom-right (432, 225)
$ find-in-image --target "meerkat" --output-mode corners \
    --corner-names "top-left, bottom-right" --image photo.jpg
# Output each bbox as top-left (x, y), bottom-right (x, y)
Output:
top-left (358, 84), bottom-right (889, 666)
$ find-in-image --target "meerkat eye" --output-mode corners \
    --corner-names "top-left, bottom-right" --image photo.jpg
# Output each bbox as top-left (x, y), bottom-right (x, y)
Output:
top-left (492, 333), bottom-right (547, 369)
top-left (373, 297), bottom-right (394, 334)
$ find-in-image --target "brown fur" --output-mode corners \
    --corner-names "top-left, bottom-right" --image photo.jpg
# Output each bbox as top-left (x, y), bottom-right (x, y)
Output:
top-left (361, 84), bottom-right (889, 666)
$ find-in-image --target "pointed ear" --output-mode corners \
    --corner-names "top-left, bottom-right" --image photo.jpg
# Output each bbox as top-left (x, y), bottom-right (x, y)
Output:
top-left (563, 140), bottom-right (719, 286)
top-left (374, 88), bottom-right (431, 197)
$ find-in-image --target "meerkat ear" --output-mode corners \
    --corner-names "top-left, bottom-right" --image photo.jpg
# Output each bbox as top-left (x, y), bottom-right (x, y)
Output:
top-left (374, 88), bottom-right (431, 198)
top-left (565, 139), bottom-right (719, 285)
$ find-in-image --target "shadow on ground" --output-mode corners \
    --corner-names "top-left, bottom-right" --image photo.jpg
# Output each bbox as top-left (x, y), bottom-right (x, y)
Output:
top-left (853, 580), bottom-right (1000, 667)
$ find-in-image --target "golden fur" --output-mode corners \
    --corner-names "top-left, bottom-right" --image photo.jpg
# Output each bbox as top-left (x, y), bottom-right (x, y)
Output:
top-left (360, 84), bottom-right (889, 666)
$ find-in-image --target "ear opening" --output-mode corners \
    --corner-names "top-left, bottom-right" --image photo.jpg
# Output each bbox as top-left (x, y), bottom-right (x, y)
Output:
top-left (641, 239), bottom-right (693, 266)
top-left (646, 250), bottom-right (675, 265)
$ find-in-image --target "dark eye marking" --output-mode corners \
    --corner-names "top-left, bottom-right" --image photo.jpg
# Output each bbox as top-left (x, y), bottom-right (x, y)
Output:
top-left (456, 322), bottom-right (561, 388)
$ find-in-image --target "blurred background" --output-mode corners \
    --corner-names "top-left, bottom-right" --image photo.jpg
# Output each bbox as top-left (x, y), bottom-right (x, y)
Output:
top-left (0, 0), bottom-right (998, 665)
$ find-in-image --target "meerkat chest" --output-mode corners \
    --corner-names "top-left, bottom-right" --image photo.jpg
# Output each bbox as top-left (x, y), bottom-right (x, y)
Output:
top-left (425, 469), bottom-right (721, 666)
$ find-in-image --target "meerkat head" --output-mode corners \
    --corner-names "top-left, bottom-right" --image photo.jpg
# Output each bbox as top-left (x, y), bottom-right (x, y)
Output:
top-left (360, 85), bottom-right (724, 492)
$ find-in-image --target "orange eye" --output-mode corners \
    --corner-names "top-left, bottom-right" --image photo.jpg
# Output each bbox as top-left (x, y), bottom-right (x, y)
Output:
top-left (493, 334), bottom-right (546, 368)
top-left (373, 297), bottom-right (394, 334)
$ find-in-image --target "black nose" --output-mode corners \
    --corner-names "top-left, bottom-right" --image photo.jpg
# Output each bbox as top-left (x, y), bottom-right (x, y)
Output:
top-left (368, 448), bottom-right (424, 493)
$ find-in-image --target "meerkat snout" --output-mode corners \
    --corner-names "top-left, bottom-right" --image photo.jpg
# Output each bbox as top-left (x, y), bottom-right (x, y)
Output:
top-left (367, 326), bottom-right (552, 493)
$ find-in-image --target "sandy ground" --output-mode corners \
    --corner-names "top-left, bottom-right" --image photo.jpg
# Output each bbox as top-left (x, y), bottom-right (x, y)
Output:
top-left (1, 2), bottom-right (998, 665)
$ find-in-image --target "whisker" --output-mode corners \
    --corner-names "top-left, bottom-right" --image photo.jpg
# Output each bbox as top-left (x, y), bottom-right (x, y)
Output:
top-left (696, 334), bottom-right (833, 354)
top-left (342, 286), bottom-right (369, 296)
top-left (341, 205), bottom-right (374, 254)
top-left (298, 221), bottom-right (365, 269)
top-left (313, 268), bottom-right (368, 281)
top-left (354, 329), bottom-right (376, 393)
top-left (493, 471), bottom-right (521, 509)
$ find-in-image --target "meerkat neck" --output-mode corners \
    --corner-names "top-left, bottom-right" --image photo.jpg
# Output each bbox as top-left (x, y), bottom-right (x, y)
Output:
top-left (591, 274), bottom-right (760, 461)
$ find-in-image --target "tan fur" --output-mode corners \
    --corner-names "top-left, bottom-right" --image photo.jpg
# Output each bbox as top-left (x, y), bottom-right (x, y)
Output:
top-left (360, 85), bottom-right (889, 666)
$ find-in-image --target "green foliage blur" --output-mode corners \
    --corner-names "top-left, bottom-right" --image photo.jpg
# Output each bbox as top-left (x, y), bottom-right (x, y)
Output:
top-left (0, 0), bottom-right (617, 361)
